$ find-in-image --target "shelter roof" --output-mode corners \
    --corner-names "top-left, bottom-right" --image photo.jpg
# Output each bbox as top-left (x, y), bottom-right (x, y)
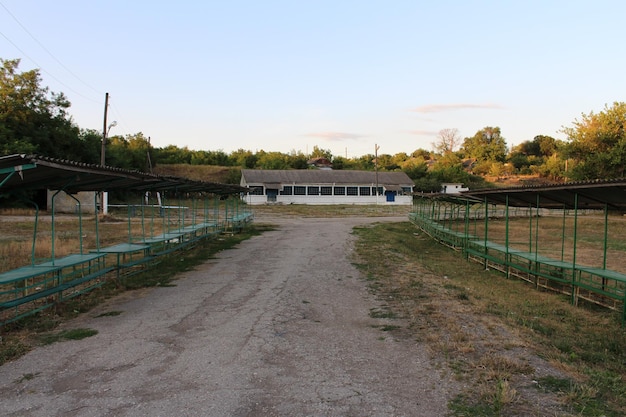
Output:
top-left (0, 154), bottom-right (246, 195)
top-left (462, 178), bottom-right (626, 211)
top-left (241, 169), bottom-right (414, 186)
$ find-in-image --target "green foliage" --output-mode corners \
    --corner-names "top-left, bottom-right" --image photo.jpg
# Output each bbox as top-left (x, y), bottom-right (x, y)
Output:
top-left (508, 135), bottom-right (565, 176)
top-left (310, 145), bottom-right (332, 160)
top-left (0, 58), bottom-right (81, 159)
top-left (401, 158), bottom-right (429, 180)
top-left (230, 148), bottom-right (258, 168)
top-left (461, 126), bottom-right (508, 163)
top-left (562, 102), bottom-right (626, 180)
top-left (255, 150), bottom-right (292, 169)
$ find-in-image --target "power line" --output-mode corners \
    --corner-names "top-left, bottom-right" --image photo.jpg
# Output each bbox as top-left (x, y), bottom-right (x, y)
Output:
top-left (0, 1), bottom-right (102, 102)
top-left (110, 103), bottom-right (136, 137)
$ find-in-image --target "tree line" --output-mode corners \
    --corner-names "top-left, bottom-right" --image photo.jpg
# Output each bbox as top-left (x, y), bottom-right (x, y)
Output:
top-left (2, 58), bottom-right (625, 192)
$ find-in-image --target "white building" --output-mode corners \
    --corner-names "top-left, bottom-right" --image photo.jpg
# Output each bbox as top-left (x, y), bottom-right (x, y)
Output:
top-left (241, 169), bottom-right (414, 205)
top-left (441, 183), bottom-right (469, 194)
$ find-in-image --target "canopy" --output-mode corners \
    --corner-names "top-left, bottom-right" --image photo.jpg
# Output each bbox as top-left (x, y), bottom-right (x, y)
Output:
top-left (0, 154), bottom-right (247, 195)
top-left (463, 178), bottom-right (626, 211)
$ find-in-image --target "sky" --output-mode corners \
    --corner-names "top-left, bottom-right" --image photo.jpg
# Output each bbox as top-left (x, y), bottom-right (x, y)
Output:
top-left (1, 1), bottom-right (624, 159)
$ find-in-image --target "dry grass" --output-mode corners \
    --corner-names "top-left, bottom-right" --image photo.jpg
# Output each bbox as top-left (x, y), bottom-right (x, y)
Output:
top-left (456, 211), bottom-right (626, 273)
top-left (251, 203), bottom-right (412, 218)
top-left (352, 220), bottom-right (626, 416)
top-left (0, 211), bottom-right (166, 272)
top-left (153, 164), bottom-right (239, 183)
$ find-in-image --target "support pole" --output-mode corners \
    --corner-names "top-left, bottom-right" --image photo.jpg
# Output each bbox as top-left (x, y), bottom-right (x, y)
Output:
top-left (100, 92), bottom-right (109, 215)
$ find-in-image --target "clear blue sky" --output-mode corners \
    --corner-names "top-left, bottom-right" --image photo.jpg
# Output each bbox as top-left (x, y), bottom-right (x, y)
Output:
top-left (1, 0), bottom-right (624, 158)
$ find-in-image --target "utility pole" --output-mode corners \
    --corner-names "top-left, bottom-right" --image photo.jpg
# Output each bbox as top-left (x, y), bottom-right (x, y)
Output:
top-left (100, 92), bottom-right (109, 215)
top-left (101, 92), bottom-right (109, 166)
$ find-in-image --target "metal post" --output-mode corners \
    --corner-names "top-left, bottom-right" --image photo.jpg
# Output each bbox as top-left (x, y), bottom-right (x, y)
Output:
top-left (504, 195), bottom-right (511, 278)
top-left (571, 193), bottom-right (579, 306)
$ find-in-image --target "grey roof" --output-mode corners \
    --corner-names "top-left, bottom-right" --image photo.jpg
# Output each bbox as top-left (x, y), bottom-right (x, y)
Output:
top-left (463, 178), bottom-right (626, 211)
top-left (0, 154), bottom-right (246, 195)
top-left (241, 169), bottom-right (414, 187)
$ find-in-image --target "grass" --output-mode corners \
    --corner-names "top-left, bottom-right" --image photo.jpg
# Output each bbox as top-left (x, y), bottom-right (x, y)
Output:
top-left (352, 221), bottom-right (626, 416)
top-left (38, 328), bottom-right (99, 345)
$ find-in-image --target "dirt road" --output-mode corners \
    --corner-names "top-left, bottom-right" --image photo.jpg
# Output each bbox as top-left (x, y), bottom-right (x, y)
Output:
top-left (0, 215), bottom-right (458, 416)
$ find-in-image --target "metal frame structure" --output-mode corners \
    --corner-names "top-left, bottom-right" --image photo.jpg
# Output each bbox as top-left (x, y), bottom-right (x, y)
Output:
top-left (410, 179), bottom-right (626, 324)
top-left (0, 154), bottom-right (251, 325)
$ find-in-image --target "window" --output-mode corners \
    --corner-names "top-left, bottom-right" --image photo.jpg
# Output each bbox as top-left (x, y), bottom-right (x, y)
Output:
top-left (280, 186), bottom-right (293, 195)
top-left (347, 187), bottom-right (358, 196)
top-left (359, 187), bottom-right (371, 196)
top-left (294, 186), bottom-right (306, 195)
top-left (307, 186), bottom-right (319, 195)
top-left (250, 186), bottom-right (264, 195)
top-left (333, 186), bottom-right (345, 195)
top-left (321, 186), bottom-right (332, 195)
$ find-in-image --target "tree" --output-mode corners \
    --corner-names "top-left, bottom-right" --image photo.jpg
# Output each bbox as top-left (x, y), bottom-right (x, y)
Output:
top-left (154, 145), bottom-right (192, 165)
top-left (401, 158), bottom-right (428, 179)
top-left (433, 128), bottom-right (461, 154)
top-left (411, 148), bottom-right (432, 160)
top-left (310, 145), bottom-right (332, 160)
top-left (0, 58), bottom-right (80, 159)
top-left (230, 149), bottom-right (258, 168)
top-left (508, 135), bottom-right (562, 174)
top-left (461, 126), bottom-right (507, 163)
top-left (562, 102), bottom-right (626, 180)
top-left (255, 151), bottom-right (291, 169)
top-left (78, 128), bottom-right (105, 164)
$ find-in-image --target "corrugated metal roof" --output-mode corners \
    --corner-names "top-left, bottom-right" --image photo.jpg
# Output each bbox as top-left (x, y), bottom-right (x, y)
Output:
top-left (462, 178), bottom-right (626, 211)
top-left (0, 154), bottom-right (246, 195)
top-left (241, 169), bottom-right (414, 186)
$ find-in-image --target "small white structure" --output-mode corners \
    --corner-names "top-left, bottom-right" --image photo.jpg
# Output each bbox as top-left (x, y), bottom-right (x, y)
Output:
top-left (47, 190), bottom-right (99, 214)
top-left (441, 183), bottom-right (469, 194)
top-left (241, 169), bottom-right (414, 205)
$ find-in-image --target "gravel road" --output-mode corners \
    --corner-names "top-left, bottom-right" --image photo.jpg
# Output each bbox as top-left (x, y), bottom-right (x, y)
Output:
top-left (0, 215), bottom-right (458, 417)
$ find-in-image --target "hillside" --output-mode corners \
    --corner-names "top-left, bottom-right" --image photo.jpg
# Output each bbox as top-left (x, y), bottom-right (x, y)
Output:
top-left (153, 164), bottom-right (241, 184)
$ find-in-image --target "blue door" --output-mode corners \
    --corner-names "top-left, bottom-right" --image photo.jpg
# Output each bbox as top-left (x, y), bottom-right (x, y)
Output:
top-left (266, 189), bottom-right (278, 202)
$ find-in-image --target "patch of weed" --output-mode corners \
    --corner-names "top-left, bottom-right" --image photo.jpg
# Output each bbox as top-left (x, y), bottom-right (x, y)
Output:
top-left (449, 394), bottom-right (497, 417)
top-left (95, 311), bottom-right (123, 318)
top-left (380, 325), bottom-right (400, 332)
top-left (369, 308), bottom-right (396, 319)
top-left (536, 375), bottom-right (572, 393)
top-left (14, 372), bottom-right (39, 383)
top-left (0, 337), bottom-right (30, 366)
top-left (38, 328), bottom-right (98, 345)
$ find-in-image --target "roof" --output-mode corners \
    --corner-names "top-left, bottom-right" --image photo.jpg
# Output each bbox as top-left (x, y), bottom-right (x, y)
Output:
top-left (462, 178), bottom-right (626, 211)
top-left (241, 169), bottom-right (414, 187)
top-left (0, 154), bottom-right (246, 195)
